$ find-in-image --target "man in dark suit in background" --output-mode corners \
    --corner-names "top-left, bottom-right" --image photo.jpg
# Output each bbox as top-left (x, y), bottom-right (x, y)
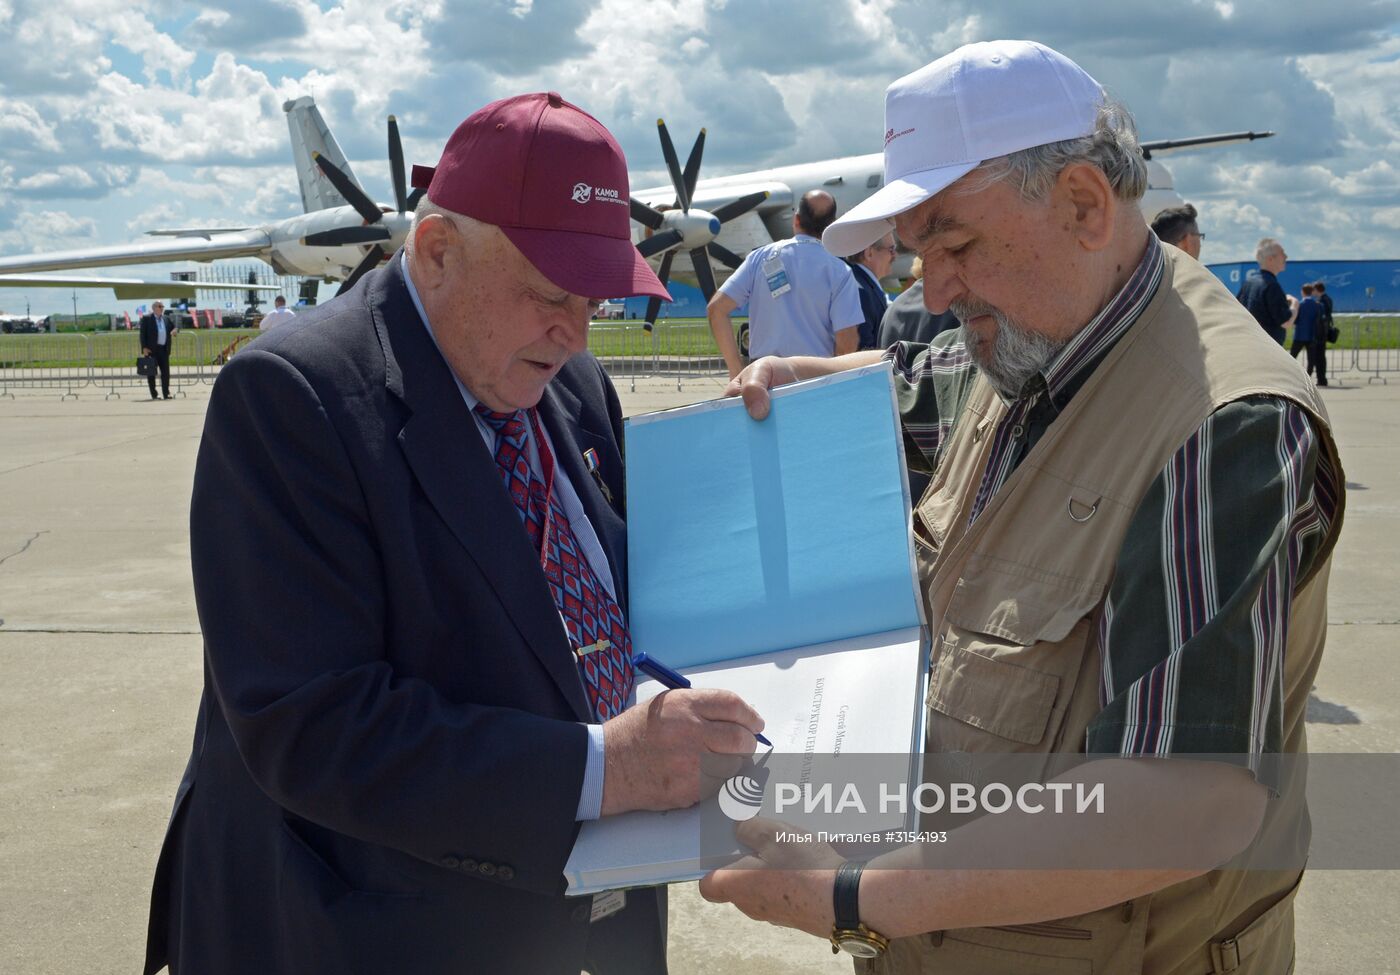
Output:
top-left (139, 300), bottom-right (176, 399)
top-left (846, 231), bottom-right (896, 349)
top-left (144, 92), bottom-right (764, 975)
top-left (1237, 236), bottom-right (1293, 344)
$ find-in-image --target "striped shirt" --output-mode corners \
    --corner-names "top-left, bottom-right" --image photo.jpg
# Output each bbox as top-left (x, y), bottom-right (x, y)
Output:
top-left (886, 236), bottom-right (1339, 788)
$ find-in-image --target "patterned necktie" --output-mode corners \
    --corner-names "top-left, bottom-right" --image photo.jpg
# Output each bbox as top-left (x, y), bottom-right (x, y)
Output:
top-left (474, 404), bottom-right (635, 720)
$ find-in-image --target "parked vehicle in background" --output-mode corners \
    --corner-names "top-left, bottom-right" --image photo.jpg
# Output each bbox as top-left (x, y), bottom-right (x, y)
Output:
top-left (0, 316), bottom-right (52, 333)
top-left (596, 299), bottom-right (626, 320)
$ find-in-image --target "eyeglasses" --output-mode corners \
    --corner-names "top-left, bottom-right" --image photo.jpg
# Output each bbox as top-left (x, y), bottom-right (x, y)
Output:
top-left (874, 242), bottom-right (898, 253)
top-left (1188, 230), bottom-right (1206, 240)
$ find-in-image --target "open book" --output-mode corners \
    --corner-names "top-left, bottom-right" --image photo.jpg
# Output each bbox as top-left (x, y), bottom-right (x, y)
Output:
top-left (563, 363), bottom-right (929, 895)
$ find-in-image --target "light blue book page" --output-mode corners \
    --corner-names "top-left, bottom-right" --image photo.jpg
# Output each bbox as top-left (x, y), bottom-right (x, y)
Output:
top-left (624, 363), bottom-right (921, 669)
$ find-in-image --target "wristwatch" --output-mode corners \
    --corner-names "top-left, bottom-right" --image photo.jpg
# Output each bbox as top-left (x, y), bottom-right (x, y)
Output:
top-left (829, 860), bottom-right (889, 957)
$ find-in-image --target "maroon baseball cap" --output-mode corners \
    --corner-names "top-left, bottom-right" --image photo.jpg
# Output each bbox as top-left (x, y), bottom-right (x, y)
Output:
top-left (410, 92), bottom-right (670, 302)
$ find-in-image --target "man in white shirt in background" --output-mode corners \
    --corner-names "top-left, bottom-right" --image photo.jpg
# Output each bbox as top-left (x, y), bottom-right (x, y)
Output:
top-left (259, 295), bottom-right (296, 330)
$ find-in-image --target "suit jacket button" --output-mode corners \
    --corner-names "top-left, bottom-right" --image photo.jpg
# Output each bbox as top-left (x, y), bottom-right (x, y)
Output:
top-left (498, 865), bottom-right (515, 881)
top-left (440, 856), bottom-right (461, 869)
top-left (572, 903), bottom-right (591, 924)
top-left (478, 861), bottom-right (497, 877)
top-left (461, 858), bottom-right (478, 873)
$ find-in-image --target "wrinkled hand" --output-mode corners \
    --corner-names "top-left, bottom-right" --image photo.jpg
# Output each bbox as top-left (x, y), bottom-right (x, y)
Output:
top-left (699, 817), bottom-right (843, 938)
top-left (724, 356), bottom-right (802, 421)
top-left (600, 688), bottom-right (764, 816)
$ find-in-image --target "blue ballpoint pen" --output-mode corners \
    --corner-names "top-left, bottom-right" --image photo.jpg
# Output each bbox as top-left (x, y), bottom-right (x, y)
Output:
top-left (632, 652), bottom-right (773, 747)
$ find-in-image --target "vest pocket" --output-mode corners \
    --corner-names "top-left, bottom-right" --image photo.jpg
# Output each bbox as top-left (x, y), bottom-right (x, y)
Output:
top-left (928, 642), bottom-right (1059, 746)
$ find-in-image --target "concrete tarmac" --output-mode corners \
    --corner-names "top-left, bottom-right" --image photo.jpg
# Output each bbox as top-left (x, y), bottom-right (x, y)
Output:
top-left (0, 371), bottom-right (1396, 973)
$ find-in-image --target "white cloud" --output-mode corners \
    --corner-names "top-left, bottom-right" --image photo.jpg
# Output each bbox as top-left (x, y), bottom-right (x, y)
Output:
top-left (108, 13), bottom-right (195, 87)
top-left (0, 0), bottom-right (1397, 290)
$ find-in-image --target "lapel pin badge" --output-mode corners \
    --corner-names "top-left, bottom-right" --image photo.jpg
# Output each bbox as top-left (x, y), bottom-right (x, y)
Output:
top-left (582, 448), bottom-right (615, 506)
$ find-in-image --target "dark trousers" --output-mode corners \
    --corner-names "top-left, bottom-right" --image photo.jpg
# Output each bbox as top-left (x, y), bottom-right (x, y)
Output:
top-left (1309, 337), bottom-right (1328, 385)
top-left (148, 344), bottom-right (171, 398)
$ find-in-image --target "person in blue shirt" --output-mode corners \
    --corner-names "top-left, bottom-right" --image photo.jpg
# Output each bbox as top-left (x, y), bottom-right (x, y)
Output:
top-left (1289, 283), bottom-right (1318, 358)
top-left (707, 190), bottom-right (864, 378)
top-left (1290, 283), bottom-right (1329, 386)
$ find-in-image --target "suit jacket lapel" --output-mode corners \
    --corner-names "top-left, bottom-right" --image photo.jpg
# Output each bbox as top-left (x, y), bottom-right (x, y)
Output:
top-left (370, 257), bottom-right (593, 721)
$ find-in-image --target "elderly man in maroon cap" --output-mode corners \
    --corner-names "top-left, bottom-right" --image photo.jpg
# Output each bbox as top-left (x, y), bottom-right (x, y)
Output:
top-left (143, 92), bottom-right (764, 975)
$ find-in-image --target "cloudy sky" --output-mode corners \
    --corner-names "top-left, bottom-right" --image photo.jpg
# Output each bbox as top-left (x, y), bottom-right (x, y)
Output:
top-left (2, 0), bottom-right (1398, 315)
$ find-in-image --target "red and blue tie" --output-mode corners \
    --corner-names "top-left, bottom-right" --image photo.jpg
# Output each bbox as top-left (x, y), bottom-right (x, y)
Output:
top-left (474, 405), bottom-right (635, 720)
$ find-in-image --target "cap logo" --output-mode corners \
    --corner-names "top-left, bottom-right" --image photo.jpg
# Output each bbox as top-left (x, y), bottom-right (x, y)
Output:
top-left (884, 126), bottom-right (915, 147)
top-left (572, 182), bottom-right (626, 206)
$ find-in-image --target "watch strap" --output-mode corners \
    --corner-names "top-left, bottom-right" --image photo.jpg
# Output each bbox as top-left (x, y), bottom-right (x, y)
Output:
top-left (833, 860), bottom-right (865, 931)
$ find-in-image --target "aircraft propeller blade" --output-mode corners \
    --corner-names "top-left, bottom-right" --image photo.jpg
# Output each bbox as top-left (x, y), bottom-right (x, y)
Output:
top-left (337, 244), bottom-right (387, 295)
top-left (710, 190), bottom-right (770, 225)
top-left (689, 247), bottom-right (717, 300)
top-left (681, 129), bottom-right (706, 203)
top-left (707, 242), bottom-right (744, 270)
top-left (406, 187), bottom-right (426, 211)
top-left (656, 119), bottom-right (690, 212)
top-left (630, 198), bottom-right (665, 231)
top-left (313, 152), bottom-right (384, 224)
top-left (644, 250), bottom-right (677, 331)
top-left (303, 226), bottom-right (393, 247)
top-left (388, 115), bottom-right (408, 212)
top-left (636, 229), bottom-right (683, 259)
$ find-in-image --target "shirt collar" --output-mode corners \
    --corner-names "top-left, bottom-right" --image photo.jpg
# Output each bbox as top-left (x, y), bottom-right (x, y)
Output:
top-left (852, 262), bottom-right (882, 290)
top-left (1032, 232), bottom-right (1165, 408)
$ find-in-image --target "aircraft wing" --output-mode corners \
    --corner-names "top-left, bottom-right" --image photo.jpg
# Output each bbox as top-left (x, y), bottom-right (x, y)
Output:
top-left (1140, 131), bottom-right (1274, 158)
top-left (0, 274), bottom-right (284, 299)
top-left (633, 180), bottom-right (793, 215)
top-left (0, 229), bottom-right (272, 275)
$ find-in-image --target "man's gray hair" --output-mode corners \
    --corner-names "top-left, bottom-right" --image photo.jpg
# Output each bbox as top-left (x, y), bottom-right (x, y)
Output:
top-left (959, 96), bottom-right (1148, 203)
top-left (1256, 237), bottom-right (1284, 262)
top-left (405, 197), bottom-right (496, 262)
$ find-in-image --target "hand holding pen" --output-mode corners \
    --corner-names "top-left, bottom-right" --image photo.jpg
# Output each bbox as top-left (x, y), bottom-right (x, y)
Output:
top-left (633, 652), bottom-right (772, 747)
top-left (596, 654), bottom-right (769, 817)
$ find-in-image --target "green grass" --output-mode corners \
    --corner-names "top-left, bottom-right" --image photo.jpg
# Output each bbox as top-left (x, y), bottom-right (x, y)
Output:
top-left (2, 315), bottom-right (1394, 372)
top-left (586, 318), bottom-right (731, 359)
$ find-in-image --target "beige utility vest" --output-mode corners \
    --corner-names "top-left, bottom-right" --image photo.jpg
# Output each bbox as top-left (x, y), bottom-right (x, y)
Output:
top-left (864, 248), bottom-right (1344, 975)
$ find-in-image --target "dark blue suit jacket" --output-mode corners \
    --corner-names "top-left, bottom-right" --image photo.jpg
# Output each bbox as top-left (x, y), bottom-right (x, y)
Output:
top-left (144, 254), bottom-right (665, 974)
top-left (1237, 269), bottom-right (1290, 345)
top-left (139, 313), bottom-right (174, 351)
top-left (848, 262), bottom-right (888, 350)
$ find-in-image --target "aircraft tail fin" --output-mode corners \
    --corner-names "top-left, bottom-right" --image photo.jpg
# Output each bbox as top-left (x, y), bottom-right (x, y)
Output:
top-left (284, 96), bottom-right (364, 213)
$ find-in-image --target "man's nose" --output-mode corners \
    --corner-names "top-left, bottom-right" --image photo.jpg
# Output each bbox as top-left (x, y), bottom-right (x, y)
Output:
top-left (554, 309), bottom-right (590, 354)
top-left (920, 258), bottom-right (962, 314)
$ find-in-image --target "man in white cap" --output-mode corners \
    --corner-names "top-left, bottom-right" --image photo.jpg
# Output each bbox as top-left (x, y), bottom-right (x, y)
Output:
top-left (700, 40), bottom-right (1343, 974)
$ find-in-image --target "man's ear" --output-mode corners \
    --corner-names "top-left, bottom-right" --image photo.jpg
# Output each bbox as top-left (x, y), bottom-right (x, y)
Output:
top-left (410, 214), bottom-right (455, 288)
top-left (1057, 162), bottom-right (1116, 253)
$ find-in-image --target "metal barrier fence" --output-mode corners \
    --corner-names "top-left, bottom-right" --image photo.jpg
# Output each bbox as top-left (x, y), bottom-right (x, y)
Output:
top-left (1345, 317), bottom-right (1400, 384)
top-left (588, 322), bottom-right (727, 391)
top-left (6, 316), bottom-right (1390, 396)
top-left (0, 334), bottom-right (90, 399)
top-left (0, 324), bottom-right (730, 397)
top-left (0, 331), bottom-right (259, 398)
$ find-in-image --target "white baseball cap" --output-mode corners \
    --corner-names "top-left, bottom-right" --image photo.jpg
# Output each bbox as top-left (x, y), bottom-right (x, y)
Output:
top-left (823, 40), bottom-right (1106, 257)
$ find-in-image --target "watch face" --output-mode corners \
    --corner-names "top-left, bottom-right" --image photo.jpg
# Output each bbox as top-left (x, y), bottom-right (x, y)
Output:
top-left (838, 936), bottom-right (882, 958)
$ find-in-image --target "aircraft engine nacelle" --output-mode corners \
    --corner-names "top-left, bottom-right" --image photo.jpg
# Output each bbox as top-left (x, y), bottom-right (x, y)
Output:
top-left (269, 207), bottom-right (413, 278)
